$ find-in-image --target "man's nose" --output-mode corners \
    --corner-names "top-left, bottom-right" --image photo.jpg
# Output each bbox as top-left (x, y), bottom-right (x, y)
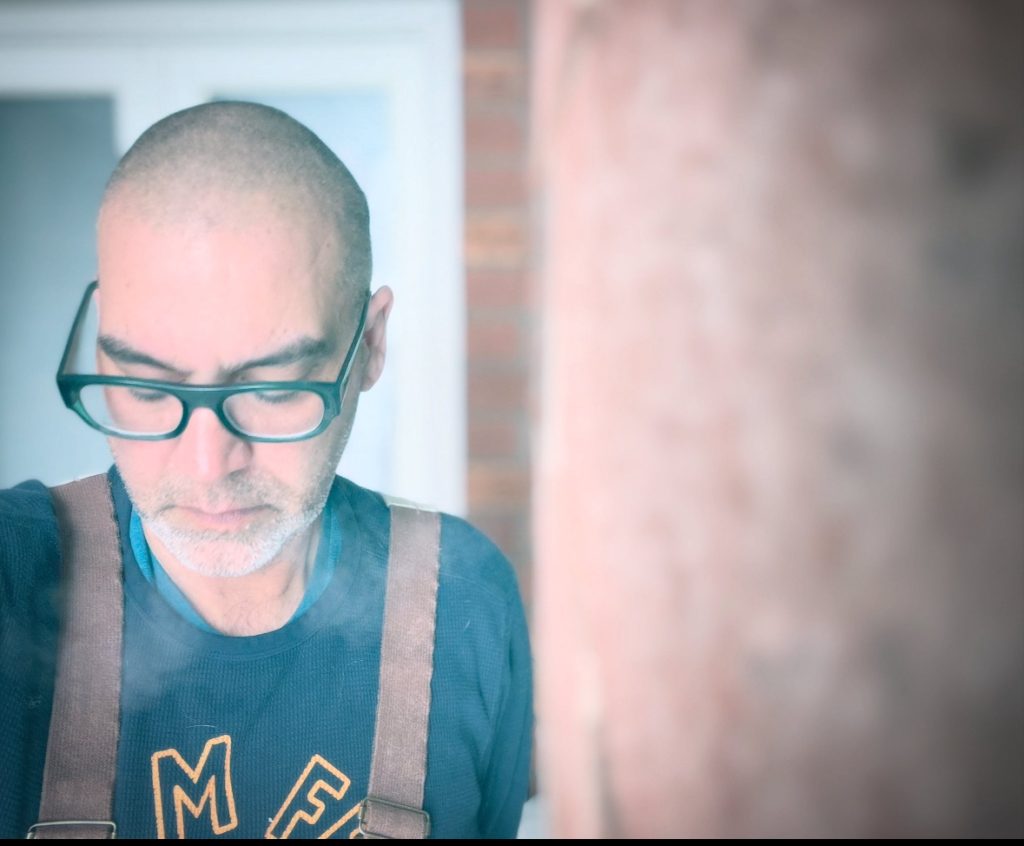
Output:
top-left (172, 407), bottom-right (253, 481)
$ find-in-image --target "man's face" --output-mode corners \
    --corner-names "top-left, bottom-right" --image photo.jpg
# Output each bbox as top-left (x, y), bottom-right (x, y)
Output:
top-left (96, 191), bottom-right (373, 578)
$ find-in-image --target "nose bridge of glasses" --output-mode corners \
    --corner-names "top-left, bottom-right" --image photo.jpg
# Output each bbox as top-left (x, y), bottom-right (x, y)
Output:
top-left (173, 384), bottom-right (235, 405)
top-left (176, 385), bottom-right (249, 437)
top-left (173, 403), bottom-right (253, 480)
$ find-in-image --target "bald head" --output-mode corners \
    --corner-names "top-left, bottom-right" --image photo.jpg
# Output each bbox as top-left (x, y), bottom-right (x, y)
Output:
top-left (100, 101), bottom-right (371, 300)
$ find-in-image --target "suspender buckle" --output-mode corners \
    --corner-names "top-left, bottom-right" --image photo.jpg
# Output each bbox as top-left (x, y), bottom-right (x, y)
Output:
top-left (27, 820), bottom-right (117, 839)
top-left (357, 797), bottom-right (430, 839)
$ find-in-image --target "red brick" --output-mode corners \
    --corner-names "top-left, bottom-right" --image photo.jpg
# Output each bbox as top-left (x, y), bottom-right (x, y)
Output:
top-left (464, 0), bottom-right (525, 51)
top-left (468, 314), bottom-right (523, 363)
top-left (466, 164), bottom-right (527, 208)
top-left (465, 211), bottom-right (528, 269)
top-left (465, 112), bottom-right (526, 159)
top-left (468, 367), bottom-right (527, 413)
top-left (467, 269), bottom-right (527, 311)
top-left (464, 52), bottom-right (528, 104)
top-left (469, 462), bottom-right (531, 509)
top-left (469, 416), bottom-right (522, 460)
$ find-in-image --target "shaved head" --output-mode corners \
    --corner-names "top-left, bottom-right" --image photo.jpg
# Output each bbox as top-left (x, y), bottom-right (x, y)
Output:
top-left (93, 102), bottom-right (394, 586)
top-left (100, 100), bottom-right (371, 302)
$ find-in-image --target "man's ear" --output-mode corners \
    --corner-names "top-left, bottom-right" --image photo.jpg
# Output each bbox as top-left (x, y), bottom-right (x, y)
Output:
top-left (359, 285), bottom-right (394, 391)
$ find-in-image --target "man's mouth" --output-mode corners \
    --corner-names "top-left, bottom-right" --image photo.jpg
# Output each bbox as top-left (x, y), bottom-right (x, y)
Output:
top-left (173, 505), bottom-right (270, 531)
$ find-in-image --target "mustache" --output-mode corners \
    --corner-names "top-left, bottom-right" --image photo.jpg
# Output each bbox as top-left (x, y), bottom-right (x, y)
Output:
top-left (150, 474), bottom-right (286, 514)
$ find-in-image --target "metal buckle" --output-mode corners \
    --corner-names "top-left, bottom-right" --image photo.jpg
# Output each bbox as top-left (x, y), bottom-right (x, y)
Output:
top-left (357, 797), bottom-right (430, 839)
top-left (27, 820), bottom-right (117, 839)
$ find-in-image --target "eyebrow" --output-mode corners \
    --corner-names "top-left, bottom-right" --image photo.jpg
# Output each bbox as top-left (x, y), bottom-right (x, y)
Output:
top-left (97, 335), bottom-right (335, 380)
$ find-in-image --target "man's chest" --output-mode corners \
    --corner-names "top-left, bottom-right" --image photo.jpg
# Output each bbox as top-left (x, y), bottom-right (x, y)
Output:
top-left (113, 626), bottom-right (379, 840)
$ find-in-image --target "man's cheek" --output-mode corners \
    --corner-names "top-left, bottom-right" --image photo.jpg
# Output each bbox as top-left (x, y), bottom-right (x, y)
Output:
top-left (109, 440), bottom-right (169, 488)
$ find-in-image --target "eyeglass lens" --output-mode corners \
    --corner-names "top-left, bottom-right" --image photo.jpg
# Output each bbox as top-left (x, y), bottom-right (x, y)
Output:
top-left (78, 384), bottom-right (327, 439)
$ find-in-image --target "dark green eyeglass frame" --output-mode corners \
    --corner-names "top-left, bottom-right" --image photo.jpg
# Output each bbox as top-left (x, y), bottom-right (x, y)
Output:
top-left (56, 280), bottom-right (369, 443)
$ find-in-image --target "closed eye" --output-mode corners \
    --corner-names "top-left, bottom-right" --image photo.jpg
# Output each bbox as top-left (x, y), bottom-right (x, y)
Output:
top-left (253, 390), bottom-right (304, 405)
top-left (128, 387), bottom-right (172, 403)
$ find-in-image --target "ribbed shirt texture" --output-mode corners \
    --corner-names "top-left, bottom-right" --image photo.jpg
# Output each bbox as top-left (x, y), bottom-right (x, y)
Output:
top-left (0, 469), bottom-right (532, 839)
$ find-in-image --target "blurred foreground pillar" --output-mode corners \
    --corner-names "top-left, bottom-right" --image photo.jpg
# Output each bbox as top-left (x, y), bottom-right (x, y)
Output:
top-left (532, 0), bottom-right (1023, 837)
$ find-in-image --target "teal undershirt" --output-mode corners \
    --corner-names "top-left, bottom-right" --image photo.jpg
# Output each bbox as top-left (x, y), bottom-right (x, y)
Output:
top-left (128, 484), bottom-right (342, 634)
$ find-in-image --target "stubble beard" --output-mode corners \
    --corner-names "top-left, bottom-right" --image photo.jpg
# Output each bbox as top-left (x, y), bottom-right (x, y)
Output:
top-left (121, 460), bottom-right (341, 579)
top-left (141, 494), bottom-right (325, 578)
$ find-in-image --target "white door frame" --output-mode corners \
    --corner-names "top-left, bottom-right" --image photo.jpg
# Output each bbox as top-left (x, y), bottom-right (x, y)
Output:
top-left (0, 0), bottom-right (466, 514)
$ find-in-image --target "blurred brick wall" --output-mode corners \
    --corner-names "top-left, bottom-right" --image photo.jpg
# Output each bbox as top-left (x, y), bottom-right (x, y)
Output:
top-left (533, 0), bottom-right (1023, 837)
top-left (463, 0), bottom-right (533, 603)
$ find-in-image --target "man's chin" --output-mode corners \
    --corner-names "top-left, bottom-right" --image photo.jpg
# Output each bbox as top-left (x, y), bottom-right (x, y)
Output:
top-left (185, 551), bottom-right (275, 579)
top-left (144, 518), bottom-right (302, 579)
top-left (158, 536), bottom-right (278, 578)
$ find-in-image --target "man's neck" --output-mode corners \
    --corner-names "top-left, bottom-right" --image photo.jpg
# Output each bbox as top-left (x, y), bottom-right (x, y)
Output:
top-left (145, 517), bottom-right (323, 636)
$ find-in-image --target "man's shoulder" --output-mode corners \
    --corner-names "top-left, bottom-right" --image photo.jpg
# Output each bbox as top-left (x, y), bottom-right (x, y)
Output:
top-left (0, 479), bottom-right (61, 579)
top-left (0, 479), bottom-right (56, 526)
top-left (437, 510), bottom-right (522, 607)
top-left (337, 476), bottom-right (523, 608)
top-left (0, 479), bottom-right (62, 688)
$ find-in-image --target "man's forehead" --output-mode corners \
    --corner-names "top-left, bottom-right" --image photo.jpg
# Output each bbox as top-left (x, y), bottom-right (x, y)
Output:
top-left (93, 293), bottom-right (356, 382)
top-left (95, 198), bottom-right (360, 367)
top-left (99, 192), bottom-right (346, 302)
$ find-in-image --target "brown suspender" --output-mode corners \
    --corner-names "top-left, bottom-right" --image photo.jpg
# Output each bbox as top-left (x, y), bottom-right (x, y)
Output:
top-left (30, 475), bottom-right (122, 839)
top-left (32, 474), bottom-right (439, 840)
top-left (359, 506), bottom-right (440, 839)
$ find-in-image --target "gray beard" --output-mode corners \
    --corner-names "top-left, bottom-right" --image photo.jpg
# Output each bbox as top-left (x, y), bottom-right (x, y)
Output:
top-left (139, 498), bottom-right (325, 578)
top-left (112, 407), bottom-right (352, 579)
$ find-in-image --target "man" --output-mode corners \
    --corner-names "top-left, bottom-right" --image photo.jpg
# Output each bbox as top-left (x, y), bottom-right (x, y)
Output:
top-left (0, 102), bottom-right (532, 839)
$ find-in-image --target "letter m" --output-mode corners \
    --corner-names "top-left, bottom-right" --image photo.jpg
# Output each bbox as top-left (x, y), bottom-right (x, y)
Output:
top-left (151, 735), bottom-right (238, 839)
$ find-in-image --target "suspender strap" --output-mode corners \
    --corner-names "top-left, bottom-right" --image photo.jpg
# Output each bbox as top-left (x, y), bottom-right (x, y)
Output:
top-left (30, 475), bottom-right (122, 839)
top-left (31, 480), bottom-right (438, 840)
top-left (359, 506), bottom-right (441, 839)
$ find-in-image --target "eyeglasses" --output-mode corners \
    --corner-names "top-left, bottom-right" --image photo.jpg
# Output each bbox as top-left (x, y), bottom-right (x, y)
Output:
top-left (56, 281), bottom-right (368, 443)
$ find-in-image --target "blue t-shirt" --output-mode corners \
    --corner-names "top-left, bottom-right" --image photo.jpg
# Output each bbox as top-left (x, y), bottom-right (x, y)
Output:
top-left (0, 469), bottom-right (533, 839)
